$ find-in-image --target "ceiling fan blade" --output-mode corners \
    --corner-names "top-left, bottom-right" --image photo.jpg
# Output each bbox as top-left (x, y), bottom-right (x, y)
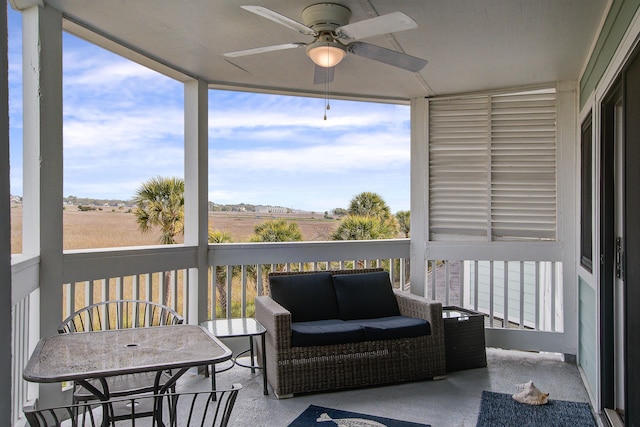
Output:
top-left (241, 5), bottom-right (317, 37)
top-left (313, 65), bottom-right (335, 84)
top-left (223, 43), bottom-right (305, 58)
top-left (336, 12), bottom-right (417, 41)
top-left (348, 42), bottom-right (427, 72)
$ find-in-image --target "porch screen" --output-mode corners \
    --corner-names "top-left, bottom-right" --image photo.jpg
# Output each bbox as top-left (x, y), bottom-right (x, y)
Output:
top-left (428, 89), bottom-right (556, 241)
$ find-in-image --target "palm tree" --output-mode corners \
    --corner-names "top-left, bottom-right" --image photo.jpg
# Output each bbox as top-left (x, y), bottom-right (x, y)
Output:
top-left (133, 176), bottom-right (184, 306)
top-left (330, 215), bottom-right (397, 240)
top-left (250, 219), bottom-right (303, 283)
top-left (333, 192), bottom-right (398, 240)
top-left (331, 192), bottom-right (399, 269)
top-left (396, 210), bottom-right (410, 238)
top-left (250, 219), bottom-right (303, 242)
top-left (209, 230), bottom-right (234, 315)
top-left (348, 191), bottom-right (392, 219)
top-left (133, 176), bottom-right (184, 244)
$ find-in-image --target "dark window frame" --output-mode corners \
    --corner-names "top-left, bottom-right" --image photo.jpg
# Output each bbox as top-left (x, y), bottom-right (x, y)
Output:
top-left (580, 113), bottom-right (593, 272)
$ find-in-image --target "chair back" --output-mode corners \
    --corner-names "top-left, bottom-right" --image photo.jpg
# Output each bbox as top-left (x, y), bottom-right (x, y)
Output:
top-left (58, 299), bottom-right (184, 333)
top-left (23, 384), bottom-right (242, 427)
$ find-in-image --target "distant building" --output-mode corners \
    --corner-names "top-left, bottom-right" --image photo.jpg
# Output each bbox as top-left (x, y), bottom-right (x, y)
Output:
top-left (255, 205), bottom-right (288, 214)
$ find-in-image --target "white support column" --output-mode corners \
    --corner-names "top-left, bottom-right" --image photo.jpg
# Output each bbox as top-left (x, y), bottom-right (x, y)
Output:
top-left (0, 2), bottom-right (12, 424)
top-left (410, 97), bottom-right (428, 297)
top-left (184, 79), bottom-right (208, 325)
top-left (22, 4), bottom-right (64, 407)
top-left (557, 81), bottom-right (579, 352)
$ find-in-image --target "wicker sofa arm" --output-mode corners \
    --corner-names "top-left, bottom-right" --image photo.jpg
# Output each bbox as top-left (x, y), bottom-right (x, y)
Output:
top-left (255, 295), bottom-right (292, 349)
top-left (394, 290), bottom-right (444, 337)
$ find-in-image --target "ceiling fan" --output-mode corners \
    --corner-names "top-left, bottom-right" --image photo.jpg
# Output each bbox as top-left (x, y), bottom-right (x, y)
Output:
top-left (224, 3), bottom-right (427, 84)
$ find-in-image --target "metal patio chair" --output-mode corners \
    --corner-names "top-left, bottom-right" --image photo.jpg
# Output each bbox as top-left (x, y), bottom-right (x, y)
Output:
top-left (57, 300), bottom-right (184, 407)
top-left (23, 384), bottom-right (242, 427)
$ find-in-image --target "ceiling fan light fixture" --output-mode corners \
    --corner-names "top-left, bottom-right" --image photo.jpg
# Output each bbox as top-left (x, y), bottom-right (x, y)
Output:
top-left (306, 40), bottom-right (346, 67)
top-left (228, 4), bottom-right (427, 76)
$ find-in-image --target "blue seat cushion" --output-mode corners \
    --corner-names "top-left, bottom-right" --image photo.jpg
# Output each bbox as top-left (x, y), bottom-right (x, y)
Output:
top-left (349, 316), bottom-right (432, 341)
top-left (269, 272), bottom-right (339, 322)
top-left (290, 320), bottom-right (365, 347)
top-left (332, 271), bottom-right (400, 320)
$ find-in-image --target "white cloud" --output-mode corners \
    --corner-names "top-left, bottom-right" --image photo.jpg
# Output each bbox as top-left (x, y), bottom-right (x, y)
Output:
top-left (8, 13), bottom-right (410, 211)
top-left (209, 96), bottom-right (408, 133)
top-left (63, 107), bottom-right (183, 150)
top-left (210, 130), bottom-right (408, 173)
top-left (62, 38), bottom-right (173, 92)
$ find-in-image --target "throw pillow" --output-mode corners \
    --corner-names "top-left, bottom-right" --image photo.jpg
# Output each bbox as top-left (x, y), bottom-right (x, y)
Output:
top-left (332, 271), bottom-right (400, 320)
top-left (269, 272), bottom-right (339, 322)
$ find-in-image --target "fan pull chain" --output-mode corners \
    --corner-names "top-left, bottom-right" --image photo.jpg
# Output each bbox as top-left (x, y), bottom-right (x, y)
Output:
top-left (324, 46), bottom-right (330, 120)
top-left (324, 81), bottom-right (330, 120)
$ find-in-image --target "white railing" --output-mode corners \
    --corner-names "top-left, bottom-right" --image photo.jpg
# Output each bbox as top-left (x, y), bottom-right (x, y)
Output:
top-left (61, 240), bottom-right (411, 320)
top-left (208, 240), bottom-right (411, 319)
top-left (62, 245), bottom-right (197, 320)
top-left (64, 269), bottom-right (191, 321)
top-left (12, 293), bottom-right (32, 426)
top-left (426, 259), bottom-right (563, 332)
top-left (11, 254), bottom-right (40, 427)
top-left (12, 239), bottom-right (411, 422)
top-left (12, 238), bottom-right (569, 423)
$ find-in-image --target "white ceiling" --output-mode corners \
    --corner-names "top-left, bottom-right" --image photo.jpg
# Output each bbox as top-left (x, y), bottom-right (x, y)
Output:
top-left (42, 0), bottom-right (609, 102)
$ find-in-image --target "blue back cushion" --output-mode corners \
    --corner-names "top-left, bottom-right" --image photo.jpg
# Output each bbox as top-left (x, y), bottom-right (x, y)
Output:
top-left (332, 271), bottom-right (400, 320)
top-left (269, 272), bottom-right (339, 322)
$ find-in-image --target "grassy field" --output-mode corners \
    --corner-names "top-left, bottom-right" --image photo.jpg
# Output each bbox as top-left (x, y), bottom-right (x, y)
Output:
top-left (11, 204), bottom-right (342, 318)
top-left (10, 204), bottom-right (340, 253)
top-left (11, 204), bottom-right (405, 319)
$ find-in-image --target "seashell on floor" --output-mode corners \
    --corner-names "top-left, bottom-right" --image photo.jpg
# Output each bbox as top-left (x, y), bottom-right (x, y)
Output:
top-left (512, 380), bottom-right (550, 405)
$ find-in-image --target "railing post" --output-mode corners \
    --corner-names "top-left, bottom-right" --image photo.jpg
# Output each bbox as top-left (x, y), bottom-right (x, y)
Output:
top-left (551, 262), bottom-right (557, 332)
top-left (535, 261), bottom-right (540, 330)
top-left (519, 261), bottom-right (525, 329)
top-left (445, 261), bottom-right (450, 305)
top-left (158, 271), bottom-right (166, 306)
top-left (488, 261), bottom-right (493, 323)
top-left (65, 282), bottom-right (74, 320)
top-left (430, 260), bottom-right (436, 300)
top-left (225, 265), bottom-right (233, 319)
top-left (131, 275), bottom-right (139, 301)
top-left (256, 264), bottom-right (263, 296)
top-left (115, 276), bottom-right (123, 300)
top-left (459, 260), bottom-right (465, 308)
top-left (503, 261), bottom-right (509, 328)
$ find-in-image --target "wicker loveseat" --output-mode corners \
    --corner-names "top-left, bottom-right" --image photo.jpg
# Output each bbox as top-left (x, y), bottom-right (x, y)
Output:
top-left (255, 268), bottom-right (446, 398)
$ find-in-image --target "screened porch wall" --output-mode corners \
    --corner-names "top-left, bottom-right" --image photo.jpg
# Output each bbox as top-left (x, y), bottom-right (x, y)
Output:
top-left (419, 83), bottom-right (578, 356)
top-left (428, 87), bottom-right (557, 242)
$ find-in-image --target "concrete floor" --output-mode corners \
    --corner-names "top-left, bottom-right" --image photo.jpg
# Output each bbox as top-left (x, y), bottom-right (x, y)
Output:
top-left (176, 348), bottom-right (597, 427)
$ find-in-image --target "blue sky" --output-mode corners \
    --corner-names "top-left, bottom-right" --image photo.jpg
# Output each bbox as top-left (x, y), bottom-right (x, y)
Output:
top-left (7, 7), bottom-right (410, 213)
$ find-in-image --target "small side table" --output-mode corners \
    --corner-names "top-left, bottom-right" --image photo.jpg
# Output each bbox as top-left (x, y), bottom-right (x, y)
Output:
top-left (201, 318), bottom-right (268, 395)
top-left (442, 306), bottom-right (487, 372)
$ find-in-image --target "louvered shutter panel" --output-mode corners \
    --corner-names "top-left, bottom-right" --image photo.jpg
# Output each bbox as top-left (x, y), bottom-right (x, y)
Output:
top-left (490, 91), bottom-right (556, 240)
top-left (429, 97), bottom-right (489, 240)
top-left (427, 89), bottom-right (557, 241)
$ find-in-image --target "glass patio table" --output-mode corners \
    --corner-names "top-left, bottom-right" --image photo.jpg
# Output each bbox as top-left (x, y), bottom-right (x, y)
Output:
top-left (23, 324), bottom-right (232, 401)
